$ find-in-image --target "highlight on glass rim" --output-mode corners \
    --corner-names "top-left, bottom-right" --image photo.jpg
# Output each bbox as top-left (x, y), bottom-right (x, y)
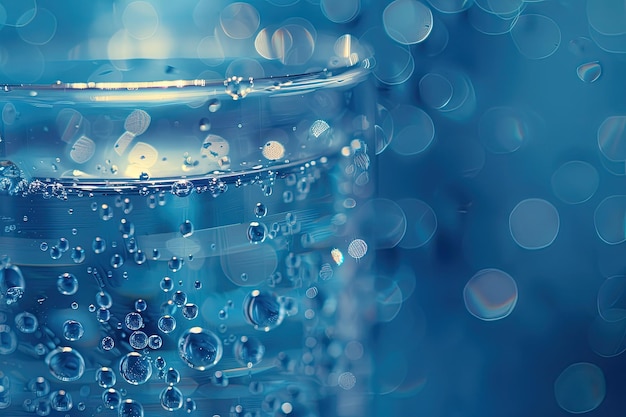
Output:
top-left (0, 0), bottom-right (622, 416)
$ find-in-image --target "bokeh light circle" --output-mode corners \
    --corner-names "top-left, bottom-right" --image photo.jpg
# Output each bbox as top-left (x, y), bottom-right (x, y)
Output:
top-left (389, 105), bottom-right (435, 156)
top-left (397, 199), bottom-right (437, 249)
top-left (554, 363), bottom-right (605, 414)
top-left (551, 161), bottom-right (599, 204)
top-left (383, 0), bottom-right (433, 45)
top-left (509, 198), bottom-right (560, 250)
top-left (510, 14), bottom-right (561, 60)
top-left (463, 269), bottom-right (518, 321)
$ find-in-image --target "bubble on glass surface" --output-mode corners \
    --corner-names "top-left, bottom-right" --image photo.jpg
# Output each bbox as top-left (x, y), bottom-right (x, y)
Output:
top-left (234, 335), bottom-right (265, 367)
top-left (178, 220), bottom-right (194, 238)
top-left (510, 14), bottom-right (561, 60)
top-left (70, 246), bottom-right (85, 263)
top-left (353, 199), bottom-right (406, 249)
top-left (55, 272), bottom-right (77, 296)
top-left (0, 324), bottom-right (16, 354)
top-left (102, 388), bottom-right (121, 410)
top-left (101, 336), bottom-right (115, 351)
top-left (161, 277), bottom-right (174, 292)
top-left (15, 311), bottom-right (38, 333)
top-left (554, 362), bottom-right (605, 413)
top-left (62, 320), bottom-right (84, 341)
top-left (247, 222), bottom-right (268, 244)
top-left (479, 106), bottom-right (529, 154)
top-left (593, 196), bottom-right (626, 244)
top-left (97, 308), bottom-right (111, 323)
top-left (110, 254), bottom-right (124, 269)
top-left (119, 352), bottom-right (152, 385)
top-left (125, 312), bottom-right (143, 331)
top-left (551, 161), bottom-right (599, 204)
top-left (122, 1), bottom-right (158, 40)
top-left (16, 7), bottom-right (57, 45)
top-left (158, 315), bottom-right (177, 333)
top-left (96, 367), bottom-right (116, 388)
top-left (183, 303), bottom-right (199, 320)
top-left (463, 269), bottom-right (518, 321)
top-left (244, 290), bottom-right (286, 332)
top-left (133, 299), bottom-right (146, 313)
top-left (383, 0), bottom-right (433, 45)
top-left (321, 0), bottom-right (360, 23)
top-left (389, 105), bottom-right (435, 156)
top-left (119, 399), bottom-right (144, 417)
top-left (396, 199), bottom-right (438, 249)
top-left (96, 291), bottom-right (113, 308)
top-left (148, 335), bottom-right (163, 349)
top-left (46, 347), bottom-right (85, 382)
top-left (27, 376), bottom-right (50, 397)
top-left (262, 141), bottom-right (286, 161)
top-left (426, 0), bottom-right (473, 13)
top-left (598, 116), bottom-right (626, 161)
top-left (509, 198), bottom-right (559, 250)
top-left (177, 327), bottom-right (223, 370)
top-left (576, 61), bottom-right (602, 83)
top-left (49, 389), bottom-right (72, 412)
top-left (156, 385), bottom-right (183, 411)
top-left (129, 331), bottom-right (148, 350)
top-left (219, 3), bottom-right (259, 40)
top-left (253, 202), bottom-right (268, 219)
top-left (361, 27), bottom-right (414, 85)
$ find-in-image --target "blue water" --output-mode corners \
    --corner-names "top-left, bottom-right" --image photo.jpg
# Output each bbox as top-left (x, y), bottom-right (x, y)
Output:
top-left (0, 0), bottom-right (624, 416)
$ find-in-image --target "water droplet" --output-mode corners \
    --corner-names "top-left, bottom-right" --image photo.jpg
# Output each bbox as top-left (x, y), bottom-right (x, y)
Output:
top-left (148, 335), bottom-right (163, 350)
top-left (110, 253), bottom-right (124, 268)
top-left (577, 61), bottom-right (602, 83)
top-left (49, 246), bottom-right (62, 260)
top-left (207, 98), bottom-right (221, 112)
top-left (129, 331), bottom-right (148, 350)
top-left (102, 388), bottom-right (121, 410)
top-left (42, 391), bottom-right (66, 413)
top-left (57, 273), bottom-right (78, 296)
top-left (218, 309), bottom-right (228, 320)
top-left (71, 301), bottom-right (79, 310)
top-left (254, 202), bottom-right (267, 218)
top-left (164, 367), bottom-right (181, 386)
top-left (125, 312), bottom-right (143, 331)
top-left (172, 290), bottom-right (187, 307)
top-left (179, 220), bottom-right (194, 238)
top-left (234, 335), bottom-right (265, 367)
top-left (15, 311), bottom-right (38, 333)
top-left (152, 248), bottom-right (161, 260)
top-left (45, 347), bottom-right (85, 382)
top-left (97, 307), bottom-right (111, 323)
top-left (118, 399), bottom-right (144, 417)
top-left (158, 315), bottom-right (176, 333)
top-left (243, 290), bottom-right (286, 331)
top-left (185, 398), bottom-right (197, 413)
top-left (119, 352), bottom-right (152, 385)
top-left (161, 277), bottom-right (174, 292)
top-left (168, 257), bottom-right (184, 272)
top-left (172, 180), bottom-right (194, 197)
top-left (247, 222), bottom-right (267, 244)
top-left (0, 263), bottom-right (25, 304)
top-left (199, 118), bottom-right (211, 132)
top-left (93, 237), bottom-right (106, 253)
top-left (28, 376), bottom-right (50, 397)
top-left (96, 291), bottom-right (113, 308)
top-left (182, 303), bottom-right (199, 320)
top-left (177, 327), bottom-right (223, 370)
top-left (134, 299), bottom-right (147, 312)
top-left (96, 367), bottom-right (116, 388)
top-left (62, 320), bottom-right (84, 341)
top-left (160, 386), bottom-right (184, 411)
top-left (40, 242), bottom-right (48, 251)
top-left (194, 280), bottom-right (202, 289)
top-left (70, 246), bottom-right (85, 263)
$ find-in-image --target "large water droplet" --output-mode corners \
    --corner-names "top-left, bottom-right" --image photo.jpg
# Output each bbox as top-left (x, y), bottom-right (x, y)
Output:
top-left (119, 352), bottom-right (152, 385)
top-left (45, 347), bottom-right (85, 382)
top-left (49, 390), bottom-right (72, 412)
top-left (243, 290), bottom-right (286, 332)
top-left (159, 386), bottom-right (183, 411)
top-left (577, 61), bottom-right (602, 83)
top-left (177, 327), bottom-right (223, 370)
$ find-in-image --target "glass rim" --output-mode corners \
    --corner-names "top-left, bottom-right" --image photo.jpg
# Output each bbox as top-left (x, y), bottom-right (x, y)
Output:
top-left (1, 60), bottom-right (371, 105)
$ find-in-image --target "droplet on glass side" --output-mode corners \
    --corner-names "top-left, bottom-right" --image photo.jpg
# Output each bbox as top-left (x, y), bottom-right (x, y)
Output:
top-left (168, 257), bottom-right (184, 272)
top-left (62, 320), bottom-right (84, 341)
top-left (164, 367), bottom-right (180, 386)
top-left (135, 299), bottom-right (147, 312)
top-left (172, 290), bottom-right (187, 307)
top-left (119, 352), bottom-right (152, 385)
top-left (45, 347), bottom-right (85, 382)
top-left (96, 291), bottom-right (113, 308)
top-left (0, 263), bottom-right (25, 305)
top-left (179, 220), bottom-right (194, 237)
top-left (576, 61), bottom-right (602, 83)
top-left (56, 273), bottom-right (78, 296)
top-left (161, 277), bottom-right (174, 292)
top-left (177, 327), bottom-right (223, 370)
top-left (247, 222), bottom-right (268, 244)
top-left (27, 376), bottom-right (50, 397)
top-left (160, 386), bottom-right (184, 411)
top-left (15, 311), bottom-right (38, 333)
top-left (243, 290), bottom-right (286, 332)
top-left (96, 366), bottom-right (116, 388)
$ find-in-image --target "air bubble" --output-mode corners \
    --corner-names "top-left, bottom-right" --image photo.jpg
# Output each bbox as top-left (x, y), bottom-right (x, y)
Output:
top-left (247, 222), bottom-right (268, 243)
top-left (62, 320), bottom-right (84, 341)
top-left (243, 290), bottom-right (286, 332)
top-left (464, 269), bottom-right (518, 321)
top-left (15, 311), bottom-right (38, 333)
top-left (119, 352), bottom-right (152, 385)
top-left (158, 315), bottom-right (176, 333)
top-left (234, 335), bottom-right (265, 367)
top-left (125, 312), bottom-right (143, 331)
top-left (182, 303), bottom-right (199, 320)
top-left (102, 389), bottom-right (121, 410)
top-left (129, 331), bottom-right (148, 350)
top-left (148, 335), bottom-right (163, 350)
top-left (96, 367), bottom-right (116, 388)
top-left (161, 277), bottom-right (174, 292)
top-left (179, 220), bottom-right (194, 237)
top-left (160, 386), bottom-right (184, 411)
top-left (45, 347), bottom-right (85, 382)
top-left (49, 390), bottom-right (72, 412)
top-left (177, 327), bottom-right (223, 370)
top-left (57, 273), bottom-right (78, 296)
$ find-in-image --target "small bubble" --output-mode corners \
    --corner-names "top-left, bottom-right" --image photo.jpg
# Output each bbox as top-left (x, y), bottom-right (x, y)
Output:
top-left (125, 312), bottom-right (143, 331)
top-left (347, 239), bottom-right (368, 259)
top-left (70, 246), bottom-right (85, 263)
top-left (158, 315), bottom-right (176, 333)
top-left (110, 253), bottom-right (124, 268)
top-left (40, 242), bottom-right (48, 251)
top-left (63, 320), bottom-right (84, 341)
top-left (129, 331), bottom-right (148, 349)
top-left (148, 334), bottom-right (163, 349)
top-left (179, 220), bottom-right (194, 237)
top-left (71, 228), bottom-right (78, 235)
top-left (50, 246), bottom-right (62, 260)
top-left (92, 237), bottom-right (106, 253)
top-left (96, 291), bottom-right (113, 308)
top-left (96, 367), bottom-right (116, 388)
top-left (247, 222), bottom-right (267, 244)
top-left (218, 309), bottom-right (228, 320)
top-left (172, 290), bottom-right (187, 307)
top-left (182, 303), bottom-right (199, 320)
top-left (199, 118), bottom-right (211, 132)
top-left (88, 304), bottom-right (96, 313)
top-left (168, 256), bottom-right (184, 272)
top-left (254, 202), bottom-right (267, 218)
top-left (135, 299), bottom-right (147, 312)
top-left (97, 308), bottom-right (111, 323)
top-left (161, 277), bottom-right (174, 292)
top-left (194, 280), bottom-right (202, 289)
top-left (71, 301), bottom-right (79, 310)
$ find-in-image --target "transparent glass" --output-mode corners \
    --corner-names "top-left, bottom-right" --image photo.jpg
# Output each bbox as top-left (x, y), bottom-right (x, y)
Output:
top-left (0, 58), bottom-right (373, 417)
